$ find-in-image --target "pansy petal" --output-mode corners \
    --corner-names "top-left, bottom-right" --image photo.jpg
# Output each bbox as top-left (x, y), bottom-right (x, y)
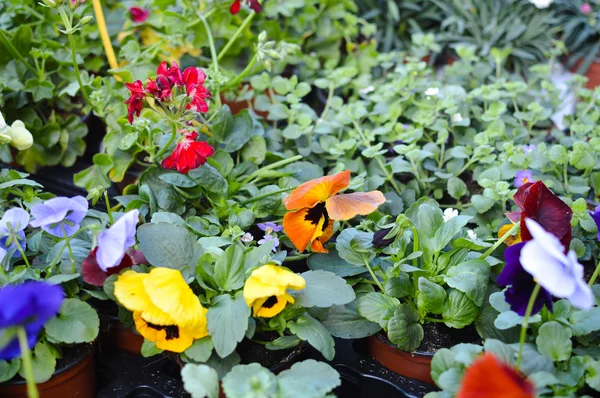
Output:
top-left (283, 208), bottom-right (320, 253)
top-left (114, 270), bottom-right (152, 312)
top-left (2, 208), bottom-right (30, 231)
top-left (568, 278), bottom-right (594, 310)
top-left (310, 219), bottom-right (335, 253)
top-left (254, 264), bottom-right (306, 290)
top-left (243, 277), bottom-right (287, 305)
top-left (520, 240), bottom-right (575, 298)
top-left (325, 191), bottom-right (386, 221)
top-left (283, 170), bottom-right (351, 210)
top-left (255, 295), bottom-right (289, 318)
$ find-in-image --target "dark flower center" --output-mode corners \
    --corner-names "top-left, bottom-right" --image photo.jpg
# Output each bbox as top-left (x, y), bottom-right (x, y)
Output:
top-left (146, 322), bottom-right (180, 340)
top-left (262, 296), bottom-right (279, 309)
top-left (304, 202), bottom-right (329, 232)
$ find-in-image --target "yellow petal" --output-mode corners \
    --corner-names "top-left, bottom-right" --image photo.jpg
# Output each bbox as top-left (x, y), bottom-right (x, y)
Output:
top-left (254, 264), bottom-right (306, 291)
top-left (143, 267), bottom-right (206, 329)
top-left (114, 271), bottom-right (151, 312)
top-left (244, 276), bottom-right (287, 306)
top-left (499, 224), bottom-right (522, 246)
top-left (255, 295), bottom-right (289, 318)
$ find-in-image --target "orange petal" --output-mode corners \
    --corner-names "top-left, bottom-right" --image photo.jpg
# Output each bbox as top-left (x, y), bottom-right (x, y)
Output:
top-left (284, 170), bottom-right (351, 210)
top-left (283, 208), bottom-right (320, 253)
top-left (457, 353), bottom-right (534, 398)
top-left (499, 224), bottom-right (522, 246)
top-left (311, 220), bottom-right (334, 253)
top-left (325, 191), bottom-right (386, 221)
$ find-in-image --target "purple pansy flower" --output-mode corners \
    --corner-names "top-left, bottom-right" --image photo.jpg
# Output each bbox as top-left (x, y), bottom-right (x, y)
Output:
top-left (96, 210), bottom-right (139, 271)
top-left (0, 282), bottom-right (64, 360)
top-left (520, 219), bottom-right (593, 309)
top-left (590, 206), bottom-right (600, 241)
top-left (257, 222), bottom-right (283, 234)
top-left (498, 242), bottom-right (553, 316)
top-left (30, 196), bottom-right (88, 238)
top-left (514, 170), bottom-right (534, 188)
top-left (258, 234), bottom-right (279, 252)
top-left (0, 208), bottom-right (30, 263)
top-left (522, 144), bottom-right (536, 154)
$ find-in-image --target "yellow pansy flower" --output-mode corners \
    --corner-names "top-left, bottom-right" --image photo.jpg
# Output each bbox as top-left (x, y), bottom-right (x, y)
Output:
top-left (114, 267), bottom-right (208, 352)
top-left (243, 264), bottom-right (306, 318)
top-left (498, 223), bottom-right (522, 246)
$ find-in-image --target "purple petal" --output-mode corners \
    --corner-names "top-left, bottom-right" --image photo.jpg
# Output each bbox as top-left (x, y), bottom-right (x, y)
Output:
top-left (96, 210), bottom-right (139, 271)
top-left (257, 223), bottom-right (268, 232)
top-left (0, 208), bottom-right (30, 232)
top-left (590, 209), bottom-right (600, 241)
top-left (30, 196), bottom-right (88, 238)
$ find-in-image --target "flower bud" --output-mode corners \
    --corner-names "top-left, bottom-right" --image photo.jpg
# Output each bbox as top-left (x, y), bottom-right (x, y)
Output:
top-left (372, 227), bottom-right (395, 248)
top-left (70, 0), bottom-right (87, 10)
top-left (79, 15), bottom-right (93, 25)
top-left (41, 0), bottom-right (63, 8)
top-left (9, 121), bottom-right (33, 151)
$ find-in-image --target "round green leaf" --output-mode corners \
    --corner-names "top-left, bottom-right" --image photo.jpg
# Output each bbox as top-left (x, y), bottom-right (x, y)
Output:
top-left (44, 298), bottom-right (99, 344)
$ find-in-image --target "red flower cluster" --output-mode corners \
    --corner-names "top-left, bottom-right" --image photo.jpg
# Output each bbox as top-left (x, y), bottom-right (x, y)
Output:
top-left (129, 7), bottom-right (150, 23)
top-left (124, 62), bottom-right (211, 124)
top-left (162, 131), bottom-right (215, 174)
top-left (230, 0), bottom-right (262, 14)
top-left (509, 180), bottom-right (573, 249)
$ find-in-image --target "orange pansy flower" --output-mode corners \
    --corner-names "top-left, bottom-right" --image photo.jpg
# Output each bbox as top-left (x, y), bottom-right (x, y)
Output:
top-left (283, 170), bottom-right (386, 253)
top-left (499, 223), bottom-right (522, 246)
top-left (457, 353), bottom-right (534, 398)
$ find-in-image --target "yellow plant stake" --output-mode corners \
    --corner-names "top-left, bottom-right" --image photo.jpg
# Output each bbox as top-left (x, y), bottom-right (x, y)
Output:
top-left (92, 0), bottom-right (121, 81)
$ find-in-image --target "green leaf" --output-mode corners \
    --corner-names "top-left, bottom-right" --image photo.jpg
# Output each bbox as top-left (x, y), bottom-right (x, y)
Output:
top-left (265, 335), bottom-right (302, 350)
top-left (387, 305), bottom-right (424, 352)
top-left (570, 307), bottom-right (600, 336)
top-left (307, 249), bottom-right (364, 277)
top-left (294, 270), bottom-right (355, 308)
top-left (0, 359), bottom-right (20, 383)
top-left (335, 228), bottom-right (374, 266)
top-left (181, 363), bottom-right (219, 398)
top-left (585, 358), bottom-right (600, 391)
top-left (19, 341), bottom-right (55, 383)
top-left (207, 293), bottom-right (250, 358)
top-left (447, 177), bottom-right (467, 200)
top-left (44, 299), bottom-right (99, 344)
top-left (214, 244), bottom-right (245, 291)
top-left (243, 241), bottom-right (275, 272)
top-left (212, 108), bottom-right (256, 152)
top-left (25, 79), bottom-right (55, 102)
top-left (188, 164), bottom-right (228, 194)
top-left (433, 215), bottom-right (472, 251)
top-left (141, 340), bottom-right (163, 357)
top-left (357, 292), bottom-right (399, 328)
top-left (222, 363), bottom-right (277, 398)
top-left (137, 222), bottom-right (203, 269)
top-left (430, 349), bottom-right (457, 385)
top-left (241, 135), bottom-right (267, 165)
top-left (484, 339), bottom-right (516, 365)
top-left (471, 195), bottom-right (495, 213)
top-left (442, 290), bottom-right (479, 329)
top-left (444, 260), bottom-right (489, 306)
top-left (159, 173), bottom-right (197, 188)
top-left (185, 337), bottom-right (214, 363)
top-left (288, 314), bottom-right (335, 361)
top-left (536, 321), bottom-right (572, 361)
top-left (320, 300), bottom-right (381, 339)
top-left (417, 277), bottom-right (447, 315)
top-left (74, 153), bottom-right (113, 191)
top-left (277, 360), bottom-right (341, 398)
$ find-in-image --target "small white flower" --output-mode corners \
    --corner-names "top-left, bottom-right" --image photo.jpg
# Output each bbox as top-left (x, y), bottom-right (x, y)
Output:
top-left (529, 0), bottom-right (553, 9)
top-left (0, 112), bottom-right (5, 130)
top-left (8, 121), bottom-right (33, 151)
top-left (451, 113), bottom-right (463, 123)
top-left (359, 86), bottom-right (375, 95)
top-left (467, 229), bottom-right (477, 240)
top-left (425, 87), bottom-right (439, 97)
top-left (443, 208), bottom-right (458, 222)
top-left (241, 232), bottom-right (254, 243)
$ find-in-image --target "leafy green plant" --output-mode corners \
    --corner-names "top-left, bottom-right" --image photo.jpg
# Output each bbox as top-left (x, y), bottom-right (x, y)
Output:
top-left (555, 0), bottom-right (600, 73)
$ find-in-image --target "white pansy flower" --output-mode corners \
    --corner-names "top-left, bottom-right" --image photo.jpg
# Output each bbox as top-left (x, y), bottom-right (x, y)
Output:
top-left (425, 87), bottom-right (439, 97)
top-left (529, 0), bottom-right (553, 8)
top-left (451, 113), bottom-right (463, 123)
top-left (241, 232), bottom-right (254, 243)
top-left (467, 229), bottom-right (477, 240)
top-left (359, 86), bottom-right (375, 95)
top-left (443, 208), bottom-right (458, 222)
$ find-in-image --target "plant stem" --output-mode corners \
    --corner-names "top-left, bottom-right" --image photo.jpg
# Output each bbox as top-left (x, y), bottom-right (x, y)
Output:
top-left (13, 233), bottom-right (31, 268)
top-left (516, 284), bottom-right (541, 371)
top-left (479, 223), bottom-right (519, 260)
top-left (239, 155), bottom-right (303, 185)
top-left (200, 15), bottom-right (219, 74)
top-left (0, 30), bottom-right (37, 74)
top-left (284, 254), bottom-right (310, 262)
top-left (223, 54), bottom-right (259, 91)
top-left (17, 328), bottom-right (39, 398)
top-left (239, 186), bottom-right (296, 206)
top-left (362, 257), bottom-right (384, 292)
top-left (589, 262), bottom-right (600, 286)
top-left (92, 0), bottom-right (119, 71)
top-left (218, 12), bottom-right (256, 61)
top-left (62, 226), bottom-right (77, 274)
top-left (104, 191), bottom-right (114, 224)
top-left (155, 123), bottom-right (179, 160)
top-left (563, 162), bottom-right (569, 193)
top-left (67, 32), bottom-right (92, 108)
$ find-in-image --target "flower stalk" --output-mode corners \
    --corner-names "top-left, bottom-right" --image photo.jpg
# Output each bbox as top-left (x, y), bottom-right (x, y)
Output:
top-left (17, 327), bottom-right (39, 398)
top-left (479, 223), bottom-right (519, 260)
top-left (516, 283), bottom-right (541, 371)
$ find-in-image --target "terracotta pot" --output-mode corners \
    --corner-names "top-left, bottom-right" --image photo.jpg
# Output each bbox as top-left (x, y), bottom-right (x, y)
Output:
top-left (368, 333), bottom-right (434, 384)
top-left (220, 84), bottom-right (271, 119)
top-left (0, 344), bottom-right (96, 398)
top-left (571, 59), bottom-right (600, 90)
top-left (99, 313), bottom-right (144, 356)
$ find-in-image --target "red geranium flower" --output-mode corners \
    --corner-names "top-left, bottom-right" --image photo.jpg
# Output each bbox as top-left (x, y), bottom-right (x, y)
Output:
top-left (145, 75), bottom-right (173, 101)
top-left (230, 0), bottom-right (262, 14)
top-left (183, 67), bottom-right (211, 113)
top-left (157, 61), bottom-right (184, 87)
top-left (129, 7), bottom-right (150, 23)
top-left (82, 248), bottom-right (146, 286)
top-left (511, 181), bottom-right (573, 249)
top-left (125, 80), bottom-right (145, 124)
top-left (161, 131), bottom-right (215, 174)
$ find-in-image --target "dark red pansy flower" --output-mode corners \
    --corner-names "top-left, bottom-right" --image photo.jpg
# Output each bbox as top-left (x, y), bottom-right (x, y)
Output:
top-left (230, 0), bottom-right (261, 14)
top-left (161, 131), bottom-right (215, 174)
top-left (129, 7), bottom-right (150, 23)
top-left (183, 67), bottom-right (211, 113)
top-left (457, 353), bottom-right (534, 398)
top-left (125, 80), bottom-right (145, 124)
top-left (82, 247), bottom-right (146, 286)
top-left (512, 181), bottom-right (573, 250)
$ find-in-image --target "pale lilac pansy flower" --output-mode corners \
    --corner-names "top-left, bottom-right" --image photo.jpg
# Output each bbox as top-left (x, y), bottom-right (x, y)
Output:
top-left (520, 218), bottom-right (593, 309)
top-left (241, 232), bottom-right (254, 243)
top-left (30, 196), bottom-right (88, 238)
top-left (257, 222), bottom-right (282, 235)
top-left (0, 208), bottom-right (30, 263)
top-left (96, 210), bottom-right (140, 272)
top-left (590, 206), bottom-right (600, 241)
top-left (522, 144), bottom-right (536, 154)
top-left (258, 234), bottom-right (279, 252)
top-left (514, 170), bottom-right (534, 188)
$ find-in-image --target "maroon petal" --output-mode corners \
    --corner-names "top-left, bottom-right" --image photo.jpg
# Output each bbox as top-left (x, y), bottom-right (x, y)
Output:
top-left (82, 248), bottom-right (134, 287)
